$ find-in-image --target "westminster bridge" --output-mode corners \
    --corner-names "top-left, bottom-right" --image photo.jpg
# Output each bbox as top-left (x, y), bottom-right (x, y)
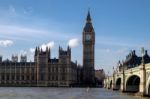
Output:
top-left (104, 48), bottom-right (150, 96)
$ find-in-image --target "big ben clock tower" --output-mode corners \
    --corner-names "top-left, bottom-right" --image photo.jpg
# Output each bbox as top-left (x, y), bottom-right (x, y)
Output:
top-left (83, 11), bottom-right (95, 86)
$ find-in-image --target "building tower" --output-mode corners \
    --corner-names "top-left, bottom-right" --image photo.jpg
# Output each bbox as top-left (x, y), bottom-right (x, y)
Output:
top-left (20, 55), bottom-right (27, 62)
top-left (34, 47), bottom-right (50, 86)
top-left (82, 10), bottom-right (95, 86)
top-left (59, 46), bottom-right (71, 86)
top-left (12, 54), bottom-right (18, 62)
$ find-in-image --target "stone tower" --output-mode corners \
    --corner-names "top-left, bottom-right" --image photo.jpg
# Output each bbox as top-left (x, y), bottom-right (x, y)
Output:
top-left (34, 47), bottom-right (50, 86)
top-left (82, 11), bottom-right (95, 86)
top-left (59, 46), bottom-right (71, 86)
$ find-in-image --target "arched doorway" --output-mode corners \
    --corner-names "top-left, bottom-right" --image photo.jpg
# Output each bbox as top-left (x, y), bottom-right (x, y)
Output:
top-left (126, 75), bottom-right (140, 92)
top-left (116, 78), bottom-right (121, 90)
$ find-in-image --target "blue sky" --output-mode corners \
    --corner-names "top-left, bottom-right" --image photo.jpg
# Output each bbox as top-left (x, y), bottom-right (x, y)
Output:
top-left (0, 0), bottom-right (150, 74)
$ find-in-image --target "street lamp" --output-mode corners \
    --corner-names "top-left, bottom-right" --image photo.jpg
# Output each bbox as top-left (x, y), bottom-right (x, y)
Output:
top-left (141, 47), bottom-right (145, 64)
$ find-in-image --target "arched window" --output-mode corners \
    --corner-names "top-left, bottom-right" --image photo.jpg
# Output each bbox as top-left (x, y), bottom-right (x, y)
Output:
top-left (12, 75), bottom-right (15, 80)
top-left (22, 75), bottom-right (24, 80)
top-left (2, 75), bottom-right (4, 80)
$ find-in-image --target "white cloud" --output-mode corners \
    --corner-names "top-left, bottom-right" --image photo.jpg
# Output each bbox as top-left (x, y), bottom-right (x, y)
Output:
top-left (47, 41), bottom-right (55, 48)
top-left (0, 24), bottom-right (78, 41)
top-left (0, 40), bottom-right (13, 47)
top-left (41, 44), bottom-right (47, 51)
top-left (40, 41), bottom-right (55, 51)
top-left (29, 48), bottom-right (35, 53)
top-left (68, 38), bottom-right (80, 48)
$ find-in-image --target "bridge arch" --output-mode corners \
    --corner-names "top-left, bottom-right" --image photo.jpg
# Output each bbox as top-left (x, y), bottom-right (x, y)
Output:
top-left (146, 76), bottom-right (150, 96)
top-left (109, 80), bottom-right (112, 89)
top-left (126, 75), bottom-right (140, 92)
top-left (115, 78), bottom-right (121, 90)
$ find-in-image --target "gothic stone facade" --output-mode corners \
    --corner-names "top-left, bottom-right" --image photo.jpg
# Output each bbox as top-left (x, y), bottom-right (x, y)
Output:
top-left (0, 46), bottom-right (77, 87)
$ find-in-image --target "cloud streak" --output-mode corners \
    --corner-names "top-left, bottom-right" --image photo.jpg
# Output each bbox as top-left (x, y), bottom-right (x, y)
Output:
top-left (96, 36), bottom-right (137, 48)
top-left (0, 5), bottom-right (80, 42)
top-left (0, 25), bottom-right (48, 35)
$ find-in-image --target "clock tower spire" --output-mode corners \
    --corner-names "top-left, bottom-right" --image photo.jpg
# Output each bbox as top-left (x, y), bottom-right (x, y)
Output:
top-left (82, 10), bottom-right (95, 86)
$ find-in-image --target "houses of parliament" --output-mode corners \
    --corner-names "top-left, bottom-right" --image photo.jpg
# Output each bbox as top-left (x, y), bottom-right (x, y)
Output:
top-left (0, 11), bottom-right (96, 87)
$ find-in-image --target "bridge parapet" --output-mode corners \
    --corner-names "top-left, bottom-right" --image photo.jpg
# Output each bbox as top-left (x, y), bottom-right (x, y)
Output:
top-left (145, 63), bottom-right (150, 69)
top-left (125, 66), bottom-right (140, 74)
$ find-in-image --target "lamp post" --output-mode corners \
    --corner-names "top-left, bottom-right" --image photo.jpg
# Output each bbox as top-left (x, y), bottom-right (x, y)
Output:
top-left (141, 47), bottom-right (145, 65)
top-left (113, 66), bottom-right (115, 90)
top-left (121, 60), bottom-right (125, 92)
top-left (139, 47), bottom-right (146, 96)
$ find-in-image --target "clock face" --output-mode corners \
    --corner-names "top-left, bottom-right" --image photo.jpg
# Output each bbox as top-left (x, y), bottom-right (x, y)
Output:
top-left (86, 34), bottom-right (91, 40)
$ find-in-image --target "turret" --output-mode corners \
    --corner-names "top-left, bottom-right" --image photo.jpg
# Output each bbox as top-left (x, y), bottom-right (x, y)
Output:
top-left (34, 46), bottom-right (50, 63)
top-left (67, 46), bottom-right (71, 60)
top-left (12, 54), bottom-right (18, 62)
top-left (0, 55), bottom-right (2, 63)
top-left (143, 50), bottom-right (150, 64)
top-left (34, 46), bottom-right (39, 62)
top-left (59, 46), bottom-right (71, 64)
top-left (132, 50), bottom-right (136, 55)
top-left (20, 55), bottom-right (27, 62)
top-left (145, 50), bottom-right (148, 56)
top-left (35, 47), bottom-right (38, 56)
top-left (48, 47), bottom-right (51, 59)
